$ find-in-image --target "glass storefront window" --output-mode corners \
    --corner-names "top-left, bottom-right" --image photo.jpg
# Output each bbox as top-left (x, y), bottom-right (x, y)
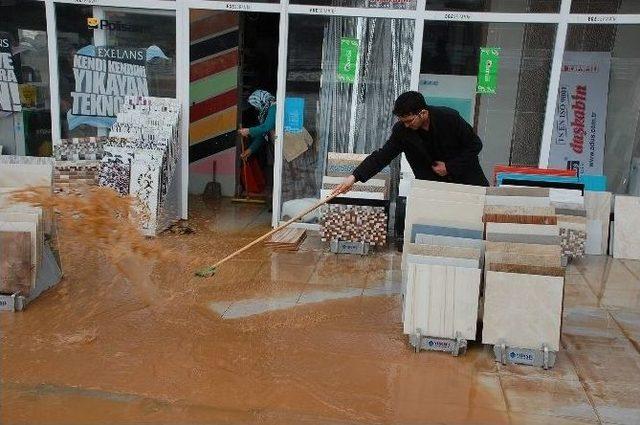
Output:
top-left (291, 0), bottom-right (416, 10)
top-left (419, 21), bottom-right (556, 177)
top-left (280, 14), bottom-right (414, 219)
top-left (0, 0), bottom-right (51, 156)
top-left (571, 0), bottom-right (640, 14)
top-left (55, 4), bottom-right (176, 139)
top-left (549, 24), bottom-right (640, 195)
top-left (426, 0), bottom-right (560, 13)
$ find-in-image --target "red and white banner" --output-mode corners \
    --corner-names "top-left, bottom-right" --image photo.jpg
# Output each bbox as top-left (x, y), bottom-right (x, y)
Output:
top-left (550, 51), bottom-right (611, 176)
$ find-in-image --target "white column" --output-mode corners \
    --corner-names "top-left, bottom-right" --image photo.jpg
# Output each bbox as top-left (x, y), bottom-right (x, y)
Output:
top-left (177, 1), bottom-right (190, 219)
top-left (538, 0), bottom-right (571, 168)
top-left (45, 0), bottom-right (61, 144)
top-left (272, 0), bottom-right (289, 227)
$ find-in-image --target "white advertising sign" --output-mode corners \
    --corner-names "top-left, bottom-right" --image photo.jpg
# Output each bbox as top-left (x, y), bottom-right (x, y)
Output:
top-left (550, 51), bottom-right (611, 176)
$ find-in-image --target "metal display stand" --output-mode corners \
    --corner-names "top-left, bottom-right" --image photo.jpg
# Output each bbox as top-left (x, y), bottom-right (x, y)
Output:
top-left (493, 340), bottom-right (557, 369)
top-left (410, 329), bottom-right (468, 357)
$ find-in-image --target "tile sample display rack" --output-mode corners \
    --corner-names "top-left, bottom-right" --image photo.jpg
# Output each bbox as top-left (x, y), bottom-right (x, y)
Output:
top-left (320, 153), bottom-right (391, 252)
top-left (402, 180), bottom-right (486, 356)
top-left (0, 156), bottom-right (63, 311)
top-left (481, 187), bottom-right (565, 369)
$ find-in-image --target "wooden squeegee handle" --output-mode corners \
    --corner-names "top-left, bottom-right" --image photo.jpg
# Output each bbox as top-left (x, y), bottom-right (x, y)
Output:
top-left (210, 192), bottom-right (339, 270)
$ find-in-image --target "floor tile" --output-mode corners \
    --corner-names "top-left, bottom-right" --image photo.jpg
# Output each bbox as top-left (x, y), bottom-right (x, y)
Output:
top-left (222, 295), bottom-right (300, 319)
top-left (298, 287), bottom-right (363, 304)
top-left (499, 375), bottom-right (598, 422)
top-left (509, 412), bottom-right (599, 424)
top-left (584, 381), bottom-right (640, 425)
top-left (497, 350), bottom-right (581, 382)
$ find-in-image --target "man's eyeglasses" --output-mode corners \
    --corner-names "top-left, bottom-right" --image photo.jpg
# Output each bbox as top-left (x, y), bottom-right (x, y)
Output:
top-left (398, 110), bottom-right (425, 126)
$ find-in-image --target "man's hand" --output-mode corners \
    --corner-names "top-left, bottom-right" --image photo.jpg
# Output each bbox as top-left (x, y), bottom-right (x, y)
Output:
top-left (238, 128), bottom-right (250, 137)
top-left (432, 161), bottom-right (448, 177)
top-left (330, 175), bottom-right (356, 197)
top-left (240, 148), bottom-right (252, 161)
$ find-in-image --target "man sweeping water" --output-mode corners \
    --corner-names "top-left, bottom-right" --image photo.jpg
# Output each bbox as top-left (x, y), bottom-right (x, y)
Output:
top-left (331, 91), bottom-right (489, 195)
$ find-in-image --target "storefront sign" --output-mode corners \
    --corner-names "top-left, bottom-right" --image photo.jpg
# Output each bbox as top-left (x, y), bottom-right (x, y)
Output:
top-left (549, 51), bottom-right (611, 176)
top-left (0, 32), bottom-right (21, 113)
top-left (337, 37), bottom-right (359, 84)
top-left (284, 97), bottom-right (304, 133)
top-left (68, 44), bottom-right (168, 130)
top-left (225, 3), bottom-right (252, 11)
top-left (419, 74), bottom-right (477, 126)
top-left (476, 47), bottom-right (500, 94)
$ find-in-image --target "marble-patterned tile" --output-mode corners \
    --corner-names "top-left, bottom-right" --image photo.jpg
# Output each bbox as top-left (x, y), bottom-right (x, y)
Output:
top-left (613, 195), bottom-right (640, 260)
top-left (485, 195), bottom-right (551, 207)
top-left (483, 271), bottom-right (564, 351)
top-left (486, 241), bottom-right (562, 257)
top-left (486, 186), bottom-right (550, 197)
top-left (500, 376), bottom-right (598, 422)
top-left (486, 233), bottom-right (561, 245)
top-left (487, 263), bottom-right (564, 276)
top-left (404, 243), bottom-right (482, 260)
top-left (404, 263), bottom-right (480, 340)
top-left (485, 251), bottom-right (562, 268)
top-left (129, 150), bottom-right (163, 236)
top-left (484, 205), bottom-right (556, 216)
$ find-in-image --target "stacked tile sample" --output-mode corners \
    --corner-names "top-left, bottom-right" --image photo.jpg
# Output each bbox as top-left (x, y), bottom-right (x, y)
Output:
top-left (265, 228), bottom-right (307, 251)
top-left (101, 96), bottom-right (181, 236)
top-left (325, 152), bottom-right (391, 181)
top-left (402, 180), bottom-right (485, 341)
top-left (320, 204), bottom-right (387, 246)
top-left (584, 191), bottom-right (612, 255)
top-left (613, 195), bottom-right (640, 260)
top-left (319, 152), bottom-right (390, 247)
top-left (0, 155), bottom-right (53, 295)
top-left (550, 188), bottom-right (587, 259)
top-left (52, 137), bottom-right (106, 194)
top-left (482, 186), bottom-right (565, 352)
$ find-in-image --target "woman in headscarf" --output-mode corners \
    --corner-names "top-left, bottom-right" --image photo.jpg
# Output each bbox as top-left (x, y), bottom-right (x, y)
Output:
top-left (238, 90), bottom-right (276, 160)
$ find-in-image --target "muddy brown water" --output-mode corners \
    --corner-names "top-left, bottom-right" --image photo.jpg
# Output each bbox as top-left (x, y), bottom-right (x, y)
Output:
top-left (1, 188), bottom-right (507, 424)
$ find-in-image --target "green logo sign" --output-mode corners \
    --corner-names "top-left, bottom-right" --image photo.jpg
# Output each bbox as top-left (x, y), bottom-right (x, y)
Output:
top-left (337, 37), bottom-right (359, 84)
top-left (477, 47), bottom-right (500, 94)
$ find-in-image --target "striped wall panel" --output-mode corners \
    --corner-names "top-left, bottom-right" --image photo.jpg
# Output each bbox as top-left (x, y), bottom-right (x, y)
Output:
top-left (189, 11), bottom-right (240, 164)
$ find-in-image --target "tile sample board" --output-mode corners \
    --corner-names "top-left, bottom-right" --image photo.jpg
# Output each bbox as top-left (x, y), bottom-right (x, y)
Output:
top-left (404, 263), bottom-right (481, 340)
top-left (613, 195), bottom-right (640, 260)
top-left (584, 191), bottom-right (612, 255)
top-left (0, 231), bottom-right (31, 295)
top-left (482, 270), bottom-right (564, 351)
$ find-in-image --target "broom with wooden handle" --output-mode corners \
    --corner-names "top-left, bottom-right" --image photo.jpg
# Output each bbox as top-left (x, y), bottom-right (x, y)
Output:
top-left (195, 192), bottom-right (340, 277)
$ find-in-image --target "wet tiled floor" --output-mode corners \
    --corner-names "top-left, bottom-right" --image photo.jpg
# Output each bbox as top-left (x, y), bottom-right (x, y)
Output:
top-left (1, 198), bottom-right (640, 424)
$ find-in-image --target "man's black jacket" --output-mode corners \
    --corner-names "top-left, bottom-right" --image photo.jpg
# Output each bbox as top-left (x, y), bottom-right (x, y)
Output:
top-left (352, 106), bottom-right (489, 187)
